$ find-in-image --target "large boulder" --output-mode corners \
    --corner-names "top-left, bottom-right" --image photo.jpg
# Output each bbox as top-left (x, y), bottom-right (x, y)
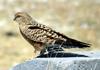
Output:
top-left (10, 57), bottom-right (100, 70)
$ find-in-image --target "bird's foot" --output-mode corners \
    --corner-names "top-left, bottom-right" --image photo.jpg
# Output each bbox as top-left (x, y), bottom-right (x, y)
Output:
top-left (40, 44), bottom-right (64, 56)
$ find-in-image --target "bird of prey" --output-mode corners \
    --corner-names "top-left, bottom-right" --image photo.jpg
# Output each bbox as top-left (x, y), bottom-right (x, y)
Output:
top-left (14, 12), bottom-right (90, 54)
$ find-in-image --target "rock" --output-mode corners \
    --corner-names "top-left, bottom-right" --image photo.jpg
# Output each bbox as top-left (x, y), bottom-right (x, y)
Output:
top-left (10, 58), bottom-right (100, 70)
top-left (37, 52), bottom-right (88, 58)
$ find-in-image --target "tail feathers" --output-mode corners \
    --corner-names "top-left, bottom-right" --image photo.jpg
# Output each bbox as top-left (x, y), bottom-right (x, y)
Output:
top-left (55, 38), bottom-right (90, 48)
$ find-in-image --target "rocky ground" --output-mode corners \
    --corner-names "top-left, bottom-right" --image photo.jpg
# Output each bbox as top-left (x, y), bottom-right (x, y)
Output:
top-left (0, 0), bottom-right (100, 70)
top-left (11, 57), bottom-right (100, 70)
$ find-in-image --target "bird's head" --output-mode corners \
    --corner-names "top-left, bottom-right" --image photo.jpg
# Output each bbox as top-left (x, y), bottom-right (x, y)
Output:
top-left (14, 12), bottom-right (33, 25)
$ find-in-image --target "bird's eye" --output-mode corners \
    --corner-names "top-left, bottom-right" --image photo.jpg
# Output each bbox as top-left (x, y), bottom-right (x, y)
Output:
top-left (14, 15), bottom-right (21, 20)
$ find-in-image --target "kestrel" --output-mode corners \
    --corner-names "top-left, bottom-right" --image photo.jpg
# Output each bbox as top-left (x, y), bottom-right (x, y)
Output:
top-left (14, 12), bottom-right (90, 54)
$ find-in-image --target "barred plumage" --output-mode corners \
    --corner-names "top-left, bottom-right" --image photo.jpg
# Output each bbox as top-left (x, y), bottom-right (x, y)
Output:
top-left (14, 12), bottom-right (90, 53)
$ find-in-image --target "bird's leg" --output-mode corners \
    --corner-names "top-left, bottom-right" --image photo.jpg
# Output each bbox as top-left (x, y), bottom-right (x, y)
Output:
top-left (39, 44), bottom-right (55, 56)
top-left (40, 48), bottom-right (47, 55)
top-left (39, 41), bottom-right (65, 55)
top-left (40, 44), bottom-right (48, 55)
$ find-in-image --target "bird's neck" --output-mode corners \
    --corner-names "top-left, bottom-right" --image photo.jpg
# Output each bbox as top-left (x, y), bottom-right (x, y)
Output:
top-left (19, 23), bottom-right (28, 31)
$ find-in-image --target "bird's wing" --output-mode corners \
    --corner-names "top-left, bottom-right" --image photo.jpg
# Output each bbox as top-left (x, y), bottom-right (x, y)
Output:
top-left (27, 25), bottom-right (63, 44)
top-left (28, 24), bottom-right (90, 48)
top-left (54, 38), bottom-right (90, 48)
